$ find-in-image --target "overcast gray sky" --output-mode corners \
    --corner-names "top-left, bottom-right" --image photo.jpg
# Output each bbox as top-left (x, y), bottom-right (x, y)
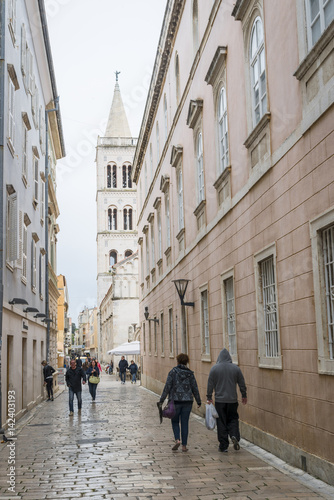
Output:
top-left (46, 0), bottom-right (166, 322)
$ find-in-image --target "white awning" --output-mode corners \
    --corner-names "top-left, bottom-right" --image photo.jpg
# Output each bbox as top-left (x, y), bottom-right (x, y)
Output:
top-left (107, 341), bottom-right (140, 355)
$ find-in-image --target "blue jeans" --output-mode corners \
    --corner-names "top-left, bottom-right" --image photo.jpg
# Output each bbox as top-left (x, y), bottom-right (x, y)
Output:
top-left (88, 382), bottom-right (97, 400)
top-left (171, 403), bottom-right (192, 446)
top-left (132, 373), bottom-right (136, 382)
top-left (69, 388), bottom-right (82, 412)
top-left (120, 371), bottom-right (126, 383)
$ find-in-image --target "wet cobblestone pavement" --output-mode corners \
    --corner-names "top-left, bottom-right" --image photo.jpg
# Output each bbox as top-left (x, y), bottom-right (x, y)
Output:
top-left (1, 375), bottom-right (333, 499)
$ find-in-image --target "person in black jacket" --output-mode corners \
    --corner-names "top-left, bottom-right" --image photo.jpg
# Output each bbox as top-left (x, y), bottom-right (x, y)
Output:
top-left (41, 360), bottom-right (55, 401)
top-left (158, 353), bottom-right (201, 452)
top-left (118, 356), bottom-right (128, 384)
top-left (128, 360), bottom-right (138, 384)
top-left (65, 359), bottom-right (86, 416)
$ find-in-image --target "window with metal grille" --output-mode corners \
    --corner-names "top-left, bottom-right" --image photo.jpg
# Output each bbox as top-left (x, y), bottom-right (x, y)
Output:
top-left (225, 277), bottom-right (236, 355)
top-left (143, 322), bottom-right (146, 354)
top-left (322, 225), bottom-right (334, 360)
top-left (201, 289), bottom-right (210, 355)
top-left (154, 320), bottom-right (157, 354)
top-left (160, 312), bottom-right (164, 354)
top-left (148, 321), bottom-right (152, 354)
top-left (169, 308), bottom-right (174, 355)
top-left (112, 165), bottom-right (117, 187)
top-left (260, 256), bottom-right (279, 357)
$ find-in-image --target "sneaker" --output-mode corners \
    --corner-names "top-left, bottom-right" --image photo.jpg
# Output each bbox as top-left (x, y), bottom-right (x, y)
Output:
top-left (69, 412), bottom-right (74, 416)
top-left (51, 397), bottom-right (54, 401)
top-left (172, 440), bottom-right (181, 451)
top-left (218, 446), bottom-right (228, 453)
top-left (231, 436), bottom-right (240, 450)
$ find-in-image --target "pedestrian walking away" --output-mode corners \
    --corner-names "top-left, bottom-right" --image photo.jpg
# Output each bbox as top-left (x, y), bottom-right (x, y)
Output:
top-left (86, 359), bottom-right (100, 402)
top-left (41, 360), bottom-right (55, 401)
top-left (65, 358), bottom-right (86, 416)
top-left (97, 359), bottom-right (102, 377)
top-left (158, 353), bottom-right (201, 452)
top-left (118, 356), bottom-right (128, 384)
top-left (206, 348), bottom-right (247, 453)
top-left (128, 360), bottom-right (138, 383)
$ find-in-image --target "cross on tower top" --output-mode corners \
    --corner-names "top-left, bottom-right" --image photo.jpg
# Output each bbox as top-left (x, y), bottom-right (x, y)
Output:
top-left (115, 70), bottom-right (121, 82)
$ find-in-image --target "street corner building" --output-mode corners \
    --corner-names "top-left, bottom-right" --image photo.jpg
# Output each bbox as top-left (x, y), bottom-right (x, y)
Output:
top-left (132, 0), bottom-right (334, 486)
top-left (0, 1), bottom-right (65, 427)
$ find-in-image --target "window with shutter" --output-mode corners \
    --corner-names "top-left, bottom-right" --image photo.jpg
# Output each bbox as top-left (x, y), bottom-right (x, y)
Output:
top-left (6, 192), bottom-right (18, 265)
top-left (22, 223), bottom-right (27, 282)
top-left (8, 77), bottom-right (15, 153)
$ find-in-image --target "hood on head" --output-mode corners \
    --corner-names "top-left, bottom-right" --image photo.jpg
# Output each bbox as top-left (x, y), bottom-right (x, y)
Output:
top-left (216, 348), bottom-right (232, 364)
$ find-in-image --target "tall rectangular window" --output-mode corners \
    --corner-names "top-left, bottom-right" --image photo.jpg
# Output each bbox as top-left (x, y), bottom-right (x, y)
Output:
top-left (8, 77), bottom-right (15, 152)
top-left (306, 0), bottom-right (334, 48)
top-left (177, 167), bottom-right (184, 230)
top-left (160, 312), bottom-right (164, 355)
top-left (154, 319), bottom-right (157, 354)
top-left (169, 307), bottom-right (174, 356)
top-left (200, 288), bottom-right (210, 358)
top-left (322, 225), bottom-right (334, 360)
top-left (22, 222), bottom-right (27, 282)
top-left (150, 223), bottom-right (155, 268)
top-left (142, 322), bottom-right (146, 354)
top-left (31, 239), bottom-right (37, 291)
top-left (225, 277), bottom-right (237, 355)
top-left (6, 191), bottom-right (18, 265)
top-left (22, 122), bottom-right (28, 182)
top-left (145, 233), bottom-right (149, 277)
top-left (157, 207), bottom-right (162, 260)
top-left (165, 192), bottom-right (171, 248)
top-left (33, 156), bottom-right (38, 206)
top-left (148, 321), bottom-right (152, 354)
top-left (40, 179), bottom-right (45, 224)
top-left (254, 244), bottom-right (282, 369)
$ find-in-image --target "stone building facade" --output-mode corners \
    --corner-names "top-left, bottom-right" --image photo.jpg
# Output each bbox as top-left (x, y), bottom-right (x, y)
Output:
top-left (0, 0), bottom-right (65, 427)
top-left (132, 0), bottom-right (334, 484)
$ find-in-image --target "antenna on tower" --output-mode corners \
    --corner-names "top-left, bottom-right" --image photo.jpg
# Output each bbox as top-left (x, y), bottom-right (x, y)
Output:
top-left (115, 70), bottom-right (121, 82)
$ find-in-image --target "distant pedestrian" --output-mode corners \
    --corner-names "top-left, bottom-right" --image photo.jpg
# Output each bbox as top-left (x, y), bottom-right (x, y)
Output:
top-left (76, 356), bottom-right (82, 368)
top-left (118, 356), bottom-right (128, 384)
top-left (206, 348), bottom-right (247, 453)
top-left (86, 359), bottom-right (100, 402)
top-left (128, 360), bottom-right (138, 384)
top-left (109, 360), bottom-right (113, 375)
top-left (82, 360), bottom-right (89, 373)
top-left (65, 359), bottom-right (86, 416)
top-left (158, 353), bottom-right (201, 452)
top-left (41, 361), bottom-right (55, 401)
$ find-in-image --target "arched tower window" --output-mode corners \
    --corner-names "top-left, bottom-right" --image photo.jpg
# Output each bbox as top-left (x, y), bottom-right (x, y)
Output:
top-left (108, 207), bottom-right (117, 230)
top-left (107, 165), bottom-right (111, 188)
top-left (175, 53), bottom-right (180, 106)
top-left (123, 207), bottom-right (133, 230)
top-left (192, 0), bottom-right (199, 53)
top-left (109, 250), bottom-right (117, 267)
top-left (112, 165), bottom-right (117, 187)
top-left (123, 164), bottom-right (132, 188)
top-left (125, 250), bottom-right (133, 258)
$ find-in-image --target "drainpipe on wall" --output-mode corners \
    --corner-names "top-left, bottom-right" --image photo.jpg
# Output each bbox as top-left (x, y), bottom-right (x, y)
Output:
top-left (45, 98), bottom-right (59, 362)
top-left (0, 0), bottom-right (6, 431)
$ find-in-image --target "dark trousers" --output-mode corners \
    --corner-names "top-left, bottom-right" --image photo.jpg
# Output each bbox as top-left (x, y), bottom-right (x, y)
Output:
top-left (88, 382), bottom-right (97, 400)
top-left (171, 402), bottom-right (192, 446)
top-left (46, 379), bottom-right (53, 398)
top-left (215, 402), bottom-right (240, 451)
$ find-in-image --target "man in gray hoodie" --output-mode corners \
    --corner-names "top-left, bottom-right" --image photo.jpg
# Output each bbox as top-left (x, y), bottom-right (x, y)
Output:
top-left (207, 348), bottom-right (247, 452)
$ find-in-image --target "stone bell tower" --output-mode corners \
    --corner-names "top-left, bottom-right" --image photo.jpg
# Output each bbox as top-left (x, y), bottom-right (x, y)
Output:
top-left (96, 74), bottom-right (138, 306)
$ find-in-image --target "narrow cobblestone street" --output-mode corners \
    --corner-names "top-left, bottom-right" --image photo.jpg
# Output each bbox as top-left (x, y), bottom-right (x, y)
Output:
top-left (1, 375), bottom-right (333, 500)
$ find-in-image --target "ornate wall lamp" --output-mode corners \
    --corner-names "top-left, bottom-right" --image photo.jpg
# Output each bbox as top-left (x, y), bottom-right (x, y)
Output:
top-left (172, 279), bottom-right (194, 307)
top-left (144, 307), bottom-right (159, 324)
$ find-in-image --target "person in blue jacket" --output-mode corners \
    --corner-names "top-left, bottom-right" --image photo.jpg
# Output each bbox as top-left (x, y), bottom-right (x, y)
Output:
top-left (86, 359), bottom-right (100, 402)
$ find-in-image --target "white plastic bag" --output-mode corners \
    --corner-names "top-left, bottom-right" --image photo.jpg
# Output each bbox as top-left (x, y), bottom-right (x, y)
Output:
top-left (205, 403), bottom-right (218, 430)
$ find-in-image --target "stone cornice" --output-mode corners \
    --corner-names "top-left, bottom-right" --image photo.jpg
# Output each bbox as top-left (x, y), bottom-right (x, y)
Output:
top-left (132, 0), bottom-right (185, 183)
top-left (205, 46), bottom-right (227, 86)
top-left (170, 145), bottom-right (183, 168)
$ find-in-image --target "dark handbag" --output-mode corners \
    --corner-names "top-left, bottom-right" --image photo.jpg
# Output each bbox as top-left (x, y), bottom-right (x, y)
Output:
top-left (162, 398), bottom-right (176, 419)
top-left (162, 370), bottom-right (176, 419)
